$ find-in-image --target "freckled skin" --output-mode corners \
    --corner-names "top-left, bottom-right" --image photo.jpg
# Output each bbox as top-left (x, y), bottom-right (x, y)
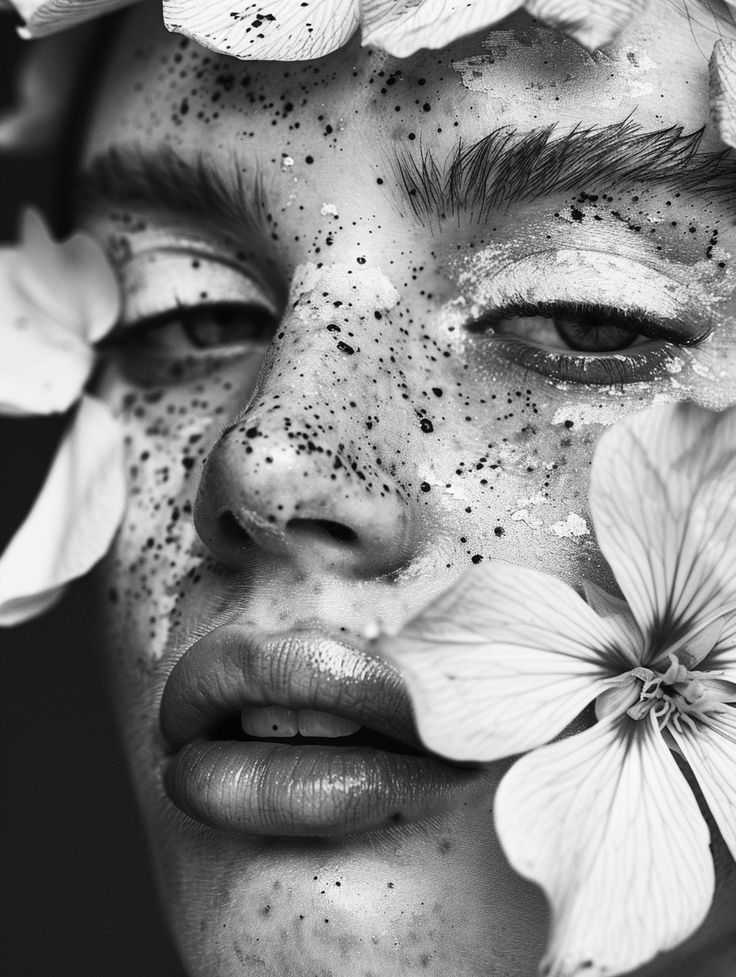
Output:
top-left (82, 4), bottom-right (736, 976)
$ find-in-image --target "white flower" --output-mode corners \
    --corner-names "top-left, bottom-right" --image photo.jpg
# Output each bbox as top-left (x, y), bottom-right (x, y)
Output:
top-left (0, 209), bottom-right (126, 625)
top-left (2, 0), bottom-right (648, 58)
top-left (379, 401), bottom-right (736, 977)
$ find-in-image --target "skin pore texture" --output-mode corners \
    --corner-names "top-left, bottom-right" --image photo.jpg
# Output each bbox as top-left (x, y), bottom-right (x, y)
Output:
top-left (80, 2), bottom-right (736, 975)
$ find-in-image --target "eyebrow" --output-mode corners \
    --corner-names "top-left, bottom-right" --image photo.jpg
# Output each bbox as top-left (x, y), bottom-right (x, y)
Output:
top-left (77, 144), bottom-right (269, 238)
top-left (393, 121), bottom-right (736, 225)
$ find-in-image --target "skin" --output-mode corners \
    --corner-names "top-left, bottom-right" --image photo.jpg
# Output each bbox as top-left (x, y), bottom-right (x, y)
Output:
top-left (80, 1), bottom-right (736, 974)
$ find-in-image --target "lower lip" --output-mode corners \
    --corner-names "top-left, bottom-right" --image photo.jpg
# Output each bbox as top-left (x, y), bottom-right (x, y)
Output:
top-left (164, 739), bottom-right (486, 837)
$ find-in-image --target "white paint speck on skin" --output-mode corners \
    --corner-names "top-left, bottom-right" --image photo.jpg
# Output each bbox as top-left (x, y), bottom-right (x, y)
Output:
top-left (452, 28), bottom-right (655, 129)
top-left (549, 513), bottom-right (590, 538)
top-left (320, 203), bottom-right (339, 217)
top-left (511, 508), bottom-right (542, 529)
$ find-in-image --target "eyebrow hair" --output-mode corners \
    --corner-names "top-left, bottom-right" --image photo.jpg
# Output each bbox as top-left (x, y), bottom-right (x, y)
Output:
top-left (393, 121), bottom-right (736, 225)
top-left (77, 144), bottom-right (269, 238)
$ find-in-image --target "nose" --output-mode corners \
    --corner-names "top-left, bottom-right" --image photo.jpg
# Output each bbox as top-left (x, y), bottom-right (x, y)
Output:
top-left (194, 269), bottom-right (418, 579)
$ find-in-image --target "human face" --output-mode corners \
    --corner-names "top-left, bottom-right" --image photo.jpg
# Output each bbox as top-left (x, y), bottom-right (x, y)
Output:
top-left (81, 2), bottom-right (736, 975)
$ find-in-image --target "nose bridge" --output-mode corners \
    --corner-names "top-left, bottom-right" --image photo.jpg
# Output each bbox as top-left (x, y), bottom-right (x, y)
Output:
top-left (194, 263), bottom-right (419, 578)
top-left (238, 260), bottom-right (404, 481)
top-left (239, 261), bottom-right (402, 420)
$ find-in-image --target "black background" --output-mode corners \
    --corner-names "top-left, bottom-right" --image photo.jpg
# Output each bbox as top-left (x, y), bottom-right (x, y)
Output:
top-left (0, 16), bottom-right (182, 976)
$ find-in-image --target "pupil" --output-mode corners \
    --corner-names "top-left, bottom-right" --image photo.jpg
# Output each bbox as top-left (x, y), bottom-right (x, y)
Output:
top-left (554, 314), bottom-right (638, 352)
top-left (185, 303), bottom-right (278, 348)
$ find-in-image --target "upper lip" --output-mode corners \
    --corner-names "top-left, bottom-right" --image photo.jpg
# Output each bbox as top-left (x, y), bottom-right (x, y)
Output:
top-left (160, 623), bottom-right (424, 753)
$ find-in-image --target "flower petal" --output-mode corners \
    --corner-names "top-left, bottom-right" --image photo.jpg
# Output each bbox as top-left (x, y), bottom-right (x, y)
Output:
top-left (582, 578), bottom-right (645, 662)
top-left (710, 40), bottom-right (736, 151)
top-left (360, 0), bottom-right (646, 58)
top-left (17, 208), bottom-right (120, 344)
top-left (361, 0), bottom-right (523, 58)
top-left (704, 614), bottom-right (736, 679)
top-left (9, 0), bottom-right (137, 39)
top-left (670, 708), bottom-right (736, 864)
top-left (0, 395), bottom-right (126, 626)
top-left (0, 209), bottom-right (119, 415)
top-left (590, 403), bottom-right (736, 666)
top-left (495, 715), bottom-right (714, 977)
top-left (163, 0), bottom-right (359, 61)
top-left (525, 0), bottom-right (647, 50)
top-left (377, 560), bottom-right (626, 762)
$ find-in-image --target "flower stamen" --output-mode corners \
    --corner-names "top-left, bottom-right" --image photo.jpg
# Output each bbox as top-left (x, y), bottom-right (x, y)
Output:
top-left (626, 655), bottom-right (724, 730)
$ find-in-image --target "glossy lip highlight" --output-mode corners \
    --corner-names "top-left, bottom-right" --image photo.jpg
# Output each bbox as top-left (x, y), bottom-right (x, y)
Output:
top-left (160, 625), bottom-right (487, 836)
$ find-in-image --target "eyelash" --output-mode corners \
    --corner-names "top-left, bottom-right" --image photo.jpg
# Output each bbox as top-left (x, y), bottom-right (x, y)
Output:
top-left (468, 301), bottom-right (707, 385)
top-left (103, 302), bottom-right (279, 354)
top-left (103, 296), bottom-right (706, 389)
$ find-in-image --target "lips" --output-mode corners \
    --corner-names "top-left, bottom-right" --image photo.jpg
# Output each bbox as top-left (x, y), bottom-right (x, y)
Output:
top-left (161, 625), bottom-right (485, 836)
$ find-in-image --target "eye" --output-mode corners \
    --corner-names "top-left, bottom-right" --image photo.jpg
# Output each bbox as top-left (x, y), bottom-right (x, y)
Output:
top-left (469, 301), bottom-right (706, 385)
top-left (124, 302), bottom-right (278, 352)
top-left (104, 301), bottom-right (279, 355)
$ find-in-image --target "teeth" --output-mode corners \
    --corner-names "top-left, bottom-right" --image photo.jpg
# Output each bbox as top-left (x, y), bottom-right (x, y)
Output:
top-left (297, 709), bottom-right (361, 738)
top-left (241, 705), bottom-right (298, 737)
top-left (240, 706), bottom-right (361, 739)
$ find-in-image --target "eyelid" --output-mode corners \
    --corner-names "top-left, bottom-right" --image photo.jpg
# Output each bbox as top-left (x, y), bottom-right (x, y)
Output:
top-left (461, 248), bottom-right (714, 342)
top-left (117, 247), bottom-right (278, 328)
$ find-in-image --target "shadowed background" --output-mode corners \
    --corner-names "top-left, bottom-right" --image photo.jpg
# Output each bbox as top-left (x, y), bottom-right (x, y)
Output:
top-left (0, 16), bottom-right (182, 976)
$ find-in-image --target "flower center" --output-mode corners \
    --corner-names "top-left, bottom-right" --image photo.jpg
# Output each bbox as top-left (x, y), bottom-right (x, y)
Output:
top-left (626, 656), bottom-right (718, 732)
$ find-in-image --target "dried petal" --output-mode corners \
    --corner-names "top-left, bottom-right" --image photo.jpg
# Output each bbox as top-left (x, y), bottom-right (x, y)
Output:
top-left (0, 395), bottom-right (126, 626)
top-left (163, 0), bottom-right (359, 62)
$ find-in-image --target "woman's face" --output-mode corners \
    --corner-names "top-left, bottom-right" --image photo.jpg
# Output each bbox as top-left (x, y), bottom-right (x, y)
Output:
top-left (81, 2), bottom-right (736, 974)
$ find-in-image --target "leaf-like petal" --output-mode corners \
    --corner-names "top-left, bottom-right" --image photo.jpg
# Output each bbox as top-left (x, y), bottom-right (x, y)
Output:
top-left (671, 707), bottom-right (736, 864)
top-left (378, 560), bottom-right (627, 762)
top-left (361, 0), bottom-right (646, 58)
top-left (590, 403), bottom-right (736, 666)
top-left (164, 0), bottom-right (359, 62)
top-left (495, 715), bottom-right (714, 977)
top-left (0, 395), bottom-right (126, 626)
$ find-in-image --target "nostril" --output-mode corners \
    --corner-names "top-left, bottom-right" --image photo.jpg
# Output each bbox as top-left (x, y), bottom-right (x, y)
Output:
top-left (285, 518), bottom-right (359, 546)
top-left (218, 510), bottom-right (252, 547)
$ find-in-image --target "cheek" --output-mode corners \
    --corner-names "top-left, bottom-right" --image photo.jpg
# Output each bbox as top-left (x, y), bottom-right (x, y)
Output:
top-left (95, 354), bottom-right (263, 661)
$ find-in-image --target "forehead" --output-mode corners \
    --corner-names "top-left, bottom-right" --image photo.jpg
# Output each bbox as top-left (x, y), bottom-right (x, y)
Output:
top-left (85, 0), bottom-right (736, 174)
